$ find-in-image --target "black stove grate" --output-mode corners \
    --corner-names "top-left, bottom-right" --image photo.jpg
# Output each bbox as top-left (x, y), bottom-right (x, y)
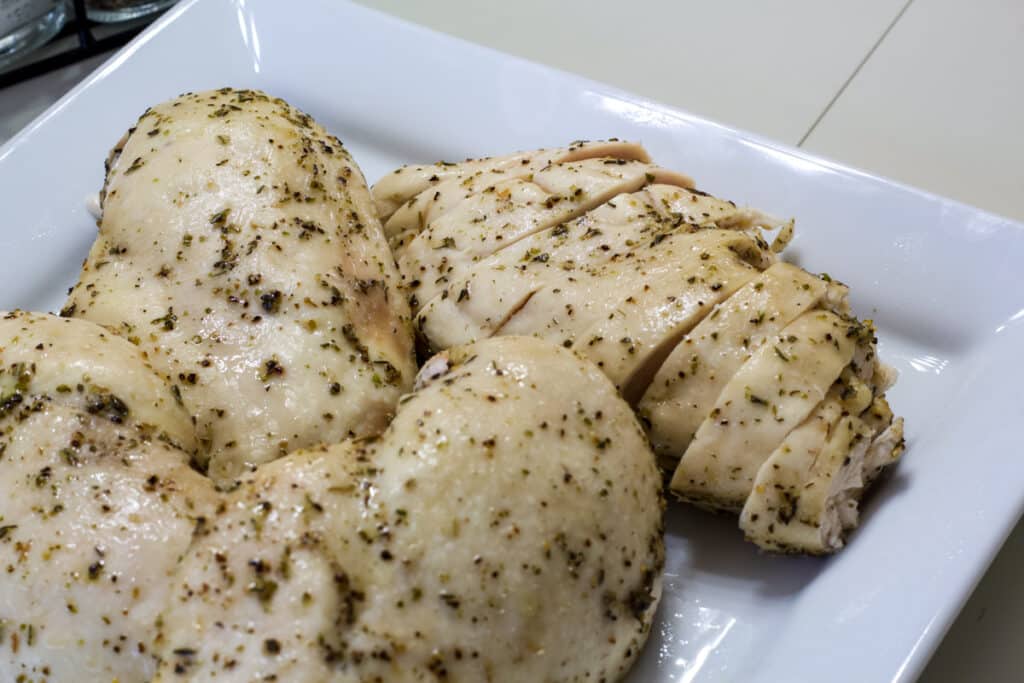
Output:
top-left (0, 0), bottom-right (165, 90)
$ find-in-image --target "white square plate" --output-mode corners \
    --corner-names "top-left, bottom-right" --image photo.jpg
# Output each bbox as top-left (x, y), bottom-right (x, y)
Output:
top-left (2, 1), bottom-right (1022, 680)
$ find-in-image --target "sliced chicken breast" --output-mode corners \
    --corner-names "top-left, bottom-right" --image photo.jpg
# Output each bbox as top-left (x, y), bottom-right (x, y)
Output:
top-left (669, 310), bottom-right (860, 510)
top-left (417, 186), bottom-right (777, 368)
top-left (375, 142), bottom-right (904, 554)
top-left (64, 89), bottom-right (416, 486)
top-left (740, 364), bottom-right (905, 553)
top-left (397, 159), bottom-right (692, 310)
top-left (373, 139), bottom-right (659, 227)
top-left (639, 262), bottom-right (833, 464)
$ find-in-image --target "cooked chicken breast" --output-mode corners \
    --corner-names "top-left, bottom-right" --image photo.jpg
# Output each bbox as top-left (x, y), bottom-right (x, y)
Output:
top-left (638, 262), bottom-right (832, 464)
top-left (395, 159), bottom-right (692, 310)
top-left (153, 336), bottom-right (663, 682)
top-left (416, 185), bottom-right (779, 392)
top-left (0, 311), bottom-right (218, 682)
top-left (668, 309), bottom-right (860, 510)
top-left (740, 355), bottom-right (905, 553)
top-left (63, 89), bottom-right (416, 486)
top-left (376, 142), bottom-right (904, 553)
top-left (372, 139), bottom-right (668, 227)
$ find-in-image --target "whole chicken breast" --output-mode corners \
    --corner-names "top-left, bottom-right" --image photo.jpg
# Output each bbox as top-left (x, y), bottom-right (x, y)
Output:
top-left (153, 336), bottom-right (664, 682)
top-left (64, 89), bottom-right (416, 486)
top-left (376, 142), bottom-right (904, 553)
top-left (0, 311), bottom-right (218, 682)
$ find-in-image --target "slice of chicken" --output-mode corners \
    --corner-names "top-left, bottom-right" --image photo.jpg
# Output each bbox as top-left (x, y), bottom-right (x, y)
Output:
top-left (417, 185), bottom-right (776, 356)
top-left (740, 390), bottom-right (905, 553)
top-left (415, 186), bottom-right (682, 347)
top-left (373, 139), bottom-right (659, 227)
top-left (669, 310), bottom-right (860, 511)
top-left (638, 262), bottom-right (833, 465)
top-left (386, 154), bottom-right (691, 252)
top-left (397, 159), bottom-right (692, 311)
top-left (153, 336), bottom-right (663, 682)
top-left (63, 89), bottom-right (415, 486)
top-left (562, 229), bottom-right (767, 400)
top-left (644, 184), bottom-right (789, 237)
top-left (0, 311), bottom-right (218, 683)
top-left (739, 337), bottom-right (905, 553)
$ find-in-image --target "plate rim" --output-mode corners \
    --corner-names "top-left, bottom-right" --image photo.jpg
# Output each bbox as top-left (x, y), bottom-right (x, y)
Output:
top-left (1, 1), bottom-right (1022, 681)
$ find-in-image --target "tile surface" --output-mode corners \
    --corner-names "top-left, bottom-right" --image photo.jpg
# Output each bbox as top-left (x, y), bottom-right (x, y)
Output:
top-left (920, 519), bottom-right (1024, 682)
top-left (355, 0), bottom-right (908, 145)
top-left (803, 0), bottom-right (1024, 221)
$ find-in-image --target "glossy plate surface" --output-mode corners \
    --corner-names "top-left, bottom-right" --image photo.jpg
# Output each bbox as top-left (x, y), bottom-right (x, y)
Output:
top-left (1, 1), bottom-right (1022, 680)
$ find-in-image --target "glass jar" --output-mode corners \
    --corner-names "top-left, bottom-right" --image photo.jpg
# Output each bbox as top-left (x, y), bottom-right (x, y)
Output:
top-left (0, 0), bottom-right (68, 69)
top-left (85, 0), bottom-right (176, 23)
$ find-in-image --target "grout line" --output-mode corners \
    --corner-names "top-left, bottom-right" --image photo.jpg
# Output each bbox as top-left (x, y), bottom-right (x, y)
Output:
top-left (797, 0), bottom-right (916, 147)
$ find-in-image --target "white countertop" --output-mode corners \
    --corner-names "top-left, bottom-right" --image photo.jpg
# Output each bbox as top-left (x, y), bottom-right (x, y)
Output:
top-left (354, 0), bottom-right (1023, 224)
top-left (2, 1), bottom-right (1021, 680)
